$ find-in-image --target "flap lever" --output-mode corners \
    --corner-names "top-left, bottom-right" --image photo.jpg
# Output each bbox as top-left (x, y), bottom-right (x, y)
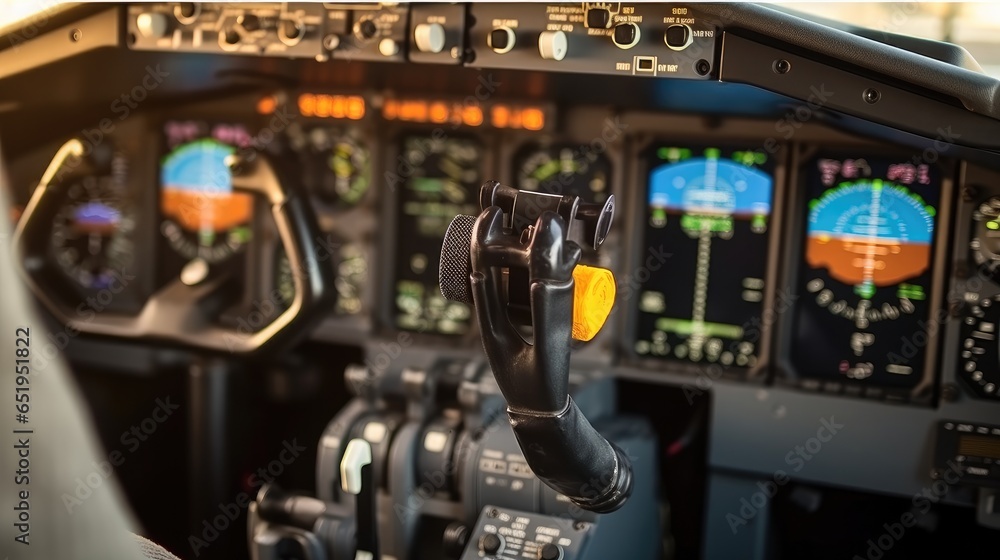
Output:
top-left (341, 438), bottom-right (379, 560)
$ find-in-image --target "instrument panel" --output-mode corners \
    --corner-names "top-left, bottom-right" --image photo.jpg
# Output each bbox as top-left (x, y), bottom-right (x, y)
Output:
top-left (11, 86), bottom-right (1000, 411)
top-left (6, 4), bottom-right (1000, 556)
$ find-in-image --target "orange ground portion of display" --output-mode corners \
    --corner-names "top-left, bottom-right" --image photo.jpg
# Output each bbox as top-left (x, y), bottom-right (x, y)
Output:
top-left (806, 235), bottom-right (930, 286)
top-left (161, 188), bottom-right (252, 231)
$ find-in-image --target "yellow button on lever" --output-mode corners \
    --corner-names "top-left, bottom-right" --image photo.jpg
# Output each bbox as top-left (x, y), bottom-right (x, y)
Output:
top-left (572, 265), bottom-right (616, 341)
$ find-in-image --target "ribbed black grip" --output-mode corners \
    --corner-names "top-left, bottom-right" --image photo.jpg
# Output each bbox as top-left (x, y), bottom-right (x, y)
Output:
top-left (439, 214), bottom-right (477, 304)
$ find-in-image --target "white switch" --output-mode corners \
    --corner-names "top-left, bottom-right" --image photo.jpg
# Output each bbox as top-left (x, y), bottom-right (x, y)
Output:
top-left (340, 438), bottom-right (373, 495)
top-left (414, 22), bottom-right (446, 53)
top-left (378, 37), bottom-right (399, 56)
top-left (538, 30), bottom-right (568, 61)
top-left (136, 12), bottom-right (168, 39)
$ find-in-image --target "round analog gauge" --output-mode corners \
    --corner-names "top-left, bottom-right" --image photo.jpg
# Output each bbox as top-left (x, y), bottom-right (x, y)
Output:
top-left (274, 241), bottom-right (366, 316)
top-left (958, 295), bottom-right (1000, 399)
top-left (285, 125), bottom-right (371, 207)
top-left (49, 174), bottom-right (135, 290)
top-left (514, 143), bottom-right (614, 268)
top-left (970, 196), bottom-right (1000, 283)
top-left (515, 144), bottom-right (611, 203)
top-left (159, 138), bottom-right (253, 264)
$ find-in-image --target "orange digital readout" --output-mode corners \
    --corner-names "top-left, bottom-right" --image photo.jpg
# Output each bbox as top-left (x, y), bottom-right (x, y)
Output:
top-left (382, 99), bottom-right (541, 130)
top-left (490, 104), bottom-right (545, 130)
top-left (297, 94), bottom-right (366, 120)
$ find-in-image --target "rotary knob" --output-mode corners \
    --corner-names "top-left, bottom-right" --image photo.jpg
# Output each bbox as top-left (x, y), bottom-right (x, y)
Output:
top-left (379, 38), bottom-right (399, 56)
top-left (219, 28), bottom-right (241, 49)
top-left (237, 14), bottom-right (260, 33)
top-left (414, 22), bottom-right (446, 53)
top-left (278, 18), bottom-right (304, 46)
top-left (538, 30), bottom-right (568, 61)
top-left (538, 543), bottom-right (564, 560)
top-left (489, 26), bottom-right (515, 54)
top-left (479, 533), bottom-right (505, 556)
top-left (613, 22), bottom-right (640, 49)
top-left (665, 24), bottom-right (693, 51)
top-left (356, 18), bottom-right (378, 41)
top-left (136, 12), bottom-right (168, 39)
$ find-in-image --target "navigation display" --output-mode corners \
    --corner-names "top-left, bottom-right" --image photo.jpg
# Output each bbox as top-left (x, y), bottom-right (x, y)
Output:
top-left (393, 134), bottom-right (481, 335)
top-left (633, 145), bottom-right (774, 368)
top-left (790, 155), bottom-right (941, 392)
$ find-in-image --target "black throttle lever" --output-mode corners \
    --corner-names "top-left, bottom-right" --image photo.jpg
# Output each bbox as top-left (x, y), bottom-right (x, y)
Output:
top-left (441, 181), bottom-right (632, 513)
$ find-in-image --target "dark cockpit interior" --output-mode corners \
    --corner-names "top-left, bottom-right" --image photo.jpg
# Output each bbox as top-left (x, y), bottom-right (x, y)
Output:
top-left (1, 3), bottom-right (1000, 560)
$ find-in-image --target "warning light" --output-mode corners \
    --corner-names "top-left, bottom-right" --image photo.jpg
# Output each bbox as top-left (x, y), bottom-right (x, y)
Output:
top-left (491, 105), bottom-right (509, 129)
top-left (380, 98), bottom-right (544, 130)
top-left (256, 95), bottom-right (277, 115)
top-left (398, 100), bottom-right (429, 122)
top-left (429, 102), bottom-right (449, 124)
top-left (297, 94), bottom-right (366, 119)
top-left (299, 94), bottom-right (316, 117)
top-left (490, 104), bottom-right (546, 130)
top-left (346, 97), bottom-right (365, 120)
top-left (462, 105), bottom-right (484, 127)
top-left (383, 99), bottom-right (399, 120)
top-left (521, 107), bottom-right (545, 131)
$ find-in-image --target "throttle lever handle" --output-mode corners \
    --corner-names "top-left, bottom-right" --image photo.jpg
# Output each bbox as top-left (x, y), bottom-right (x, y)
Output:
top-left (465, 200), bottom-right (632, 513)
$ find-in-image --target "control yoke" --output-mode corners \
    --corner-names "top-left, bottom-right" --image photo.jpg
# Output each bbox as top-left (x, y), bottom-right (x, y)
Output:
top-left (440, 181), bottom-right (632, 513)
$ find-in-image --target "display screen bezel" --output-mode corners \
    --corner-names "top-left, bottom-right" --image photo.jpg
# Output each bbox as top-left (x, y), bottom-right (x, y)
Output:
top-left (622, 136), bottom-right (789, 380)
top-left (776, 145), bottom-right (954, 403)
top-left (384, 128), bottom-right (489, 339)
top-left (155, 118), bottom-right (259, 288)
